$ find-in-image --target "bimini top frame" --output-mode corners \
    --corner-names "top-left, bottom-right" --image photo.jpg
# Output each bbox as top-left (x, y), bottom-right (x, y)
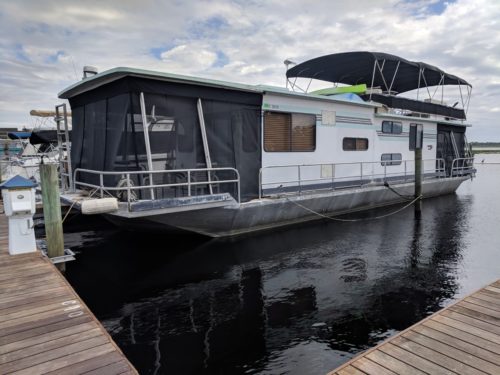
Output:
top-left (286, 51), bottom-right (473, 117)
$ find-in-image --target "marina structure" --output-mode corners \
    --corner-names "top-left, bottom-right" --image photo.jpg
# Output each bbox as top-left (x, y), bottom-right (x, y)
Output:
top-left (0, 110), bottom-right (71, 184)
top-left (0, 210), bottom-right (137, 374)
top-left (57, 52), bottom-right (475, 236)
top-left (329, 279), bottom-right (500, 375)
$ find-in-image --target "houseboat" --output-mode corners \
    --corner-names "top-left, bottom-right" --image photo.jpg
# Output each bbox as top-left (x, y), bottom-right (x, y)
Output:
top-left (58, 52), bottom-right (474, 237)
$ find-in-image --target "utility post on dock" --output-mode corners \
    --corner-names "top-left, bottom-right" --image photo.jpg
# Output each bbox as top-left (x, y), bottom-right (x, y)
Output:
top-left (411, 124), bottom-right (423, 217)
top-left (40, 162), bottom-right (65, 272)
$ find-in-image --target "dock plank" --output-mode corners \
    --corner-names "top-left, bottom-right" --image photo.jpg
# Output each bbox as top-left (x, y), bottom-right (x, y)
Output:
top-left (410, 324), bottom-right (500, 366)
top-left (0, 212), bottom-right (137, 374)
top-left (329, 279), bottom-right (500, 375)
top-left (394, 335), bottom-right (490, 375)
top-left (43, 352), bottom-right (126, 375)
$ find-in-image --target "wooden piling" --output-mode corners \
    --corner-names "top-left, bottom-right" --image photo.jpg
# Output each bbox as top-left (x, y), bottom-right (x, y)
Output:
top-left (414, 147), bottom-right (422, 216)
top-left (39, 163), bottom-right (65, 272)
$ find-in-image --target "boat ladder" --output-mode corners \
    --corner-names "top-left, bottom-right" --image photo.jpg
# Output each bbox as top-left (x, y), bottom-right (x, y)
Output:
top-left (55, 103), bottom-right (73, 192)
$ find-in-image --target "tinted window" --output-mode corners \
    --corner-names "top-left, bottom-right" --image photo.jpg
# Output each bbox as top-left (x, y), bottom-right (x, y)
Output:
top-left (343, 137), bottom-right (369, 151)
top-left (381, 121), bottom-right (403, 134)
top-left (381, 153), bottom-right (403, 166)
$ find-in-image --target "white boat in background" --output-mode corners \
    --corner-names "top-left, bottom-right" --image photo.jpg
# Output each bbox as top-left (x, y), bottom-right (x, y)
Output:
top-left (0, 109), bottom-right (71, 184)
top-left (58, 52), bottom-right (475, 237)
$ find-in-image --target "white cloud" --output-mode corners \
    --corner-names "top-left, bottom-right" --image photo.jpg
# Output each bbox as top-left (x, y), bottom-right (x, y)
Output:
top-left (0, 0), bottom-right (499, 140)
top-left (160, 45), bottom-right (218, 73)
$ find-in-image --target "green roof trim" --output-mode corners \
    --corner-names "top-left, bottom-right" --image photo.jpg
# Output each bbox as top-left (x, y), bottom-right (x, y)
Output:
top-left (311, 84), bottom-right (367, 96)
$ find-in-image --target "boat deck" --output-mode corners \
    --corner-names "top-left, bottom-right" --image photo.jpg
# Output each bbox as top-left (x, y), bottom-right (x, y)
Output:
top-left (329, 279), bottom-right (500, 375)
top-left (0, 211), bottom-right (137, 374)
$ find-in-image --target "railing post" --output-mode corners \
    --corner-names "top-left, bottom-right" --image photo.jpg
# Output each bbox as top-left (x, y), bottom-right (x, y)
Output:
top-left (99, 174), bottom-right (104, 198)
top-left (331, 164), bottom-right (335, 191)
top-left (187, 171), bottom-right (191, 197)
top-left (237, 170), bottom-right (241, 203)
top-left (126, 173), bottom-right (131, 210)
top-left (298, 165), bottom-right (301, 195)
top-left (259, 169), bottom-right (262, 199)
top-left (360, 162), bottom-right (363, 186)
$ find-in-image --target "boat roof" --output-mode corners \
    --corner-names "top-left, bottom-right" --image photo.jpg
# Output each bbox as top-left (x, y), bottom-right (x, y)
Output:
top-left (58, 67), bottom-right (263, 99)
top-left (286, 52), bottom-right (471, 94)
top-left (58, 67), bottom-right (377, 107)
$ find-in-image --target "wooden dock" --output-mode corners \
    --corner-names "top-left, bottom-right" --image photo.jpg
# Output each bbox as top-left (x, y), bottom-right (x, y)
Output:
top-left (329, 279), bottom-right (500, 375)
top-left (0, 213), bottom-right (138, 374)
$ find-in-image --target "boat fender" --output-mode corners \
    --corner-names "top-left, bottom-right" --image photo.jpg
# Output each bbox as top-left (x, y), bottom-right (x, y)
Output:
top-left (81, 197), bottom-right (119, 215)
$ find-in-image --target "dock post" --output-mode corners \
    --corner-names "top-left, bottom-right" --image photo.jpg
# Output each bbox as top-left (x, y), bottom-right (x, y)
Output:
top-left (414, 147), bottom-right (422, 217)
top-left (40, 162), bottom-right (65, 272)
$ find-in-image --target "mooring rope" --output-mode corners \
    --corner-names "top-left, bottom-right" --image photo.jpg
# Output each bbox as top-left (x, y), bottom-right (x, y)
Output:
top-left (383, 181), bottom-right (414, 200)
top-left (285, 195), bottom-right (422, 222)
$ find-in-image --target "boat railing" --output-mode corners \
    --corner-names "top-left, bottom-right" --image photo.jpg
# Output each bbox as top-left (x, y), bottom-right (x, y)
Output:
top-left (259, 158), bottom-right (449, 198)
top-left (72, 167), bottom-right (241, 210)
top-left (451, 157), bottom-right (475, 177)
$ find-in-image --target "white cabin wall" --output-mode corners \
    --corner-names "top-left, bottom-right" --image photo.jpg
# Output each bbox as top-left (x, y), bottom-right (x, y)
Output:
top-left (262, 93), bottom-right (375, 164)
top-left (260, 93), bottom-right (441, 190)
top-left (372, 116), bottom-right (438, 179)
top-left (261, 93), bottom-right (376, 188)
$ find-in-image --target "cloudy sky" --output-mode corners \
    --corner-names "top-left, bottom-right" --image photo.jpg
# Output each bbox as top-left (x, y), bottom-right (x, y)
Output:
top-left (0, 0), bottom-right (499, 140)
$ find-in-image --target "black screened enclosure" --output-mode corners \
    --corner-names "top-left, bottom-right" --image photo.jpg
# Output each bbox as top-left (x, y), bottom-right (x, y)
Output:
top-left (68, 76), bottom-right (262, 202)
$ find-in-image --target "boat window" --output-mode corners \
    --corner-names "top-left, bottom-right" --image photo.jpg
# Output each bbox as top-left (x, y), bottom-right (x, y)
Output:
top-left (264, 111), bottom-right (316, 152)
top-left (381, 153), bottom-right (402, 166)
top-left (382, 121), bottom-right (403, 134)
top-left (343, 137), bottom-right (369, 151)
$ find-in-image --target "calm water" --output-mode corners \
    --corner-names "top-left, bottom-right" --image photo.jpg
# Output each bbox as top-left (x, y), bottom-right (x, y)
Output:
top-left (63, 154), bottom-right (500, 375)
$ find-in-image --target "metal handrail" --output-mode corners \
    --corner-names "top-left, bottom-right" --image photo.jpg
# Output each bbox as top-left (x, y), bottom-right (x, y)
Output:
top-left (451, 157), bottom-right (475, 177)
top-left (73, 167), bottom-right (241, 209)
top-left (259, 158), bottom-right (448, 198)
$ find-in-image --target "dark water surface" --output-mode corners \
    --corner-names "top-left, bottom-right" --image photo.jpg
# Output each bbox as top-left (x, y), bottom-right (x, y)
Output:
top-left (63, 154), bottom-right (500, 375)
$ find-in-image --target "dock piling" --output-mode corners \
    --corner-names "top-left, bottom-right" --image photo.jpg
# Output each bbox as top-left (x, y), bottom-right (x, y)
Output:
top-left (414, 147), bottom-right (422, 216)
top-left (40, 162), bottom-right (65, 272)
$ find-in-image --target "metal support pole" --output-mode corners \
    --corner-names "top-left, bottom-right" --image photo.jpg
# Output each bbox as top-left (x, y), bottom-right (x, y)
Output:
top-left (139, 92), bottom-right (155, 200)
top-left (197, 98), bottom-right (213, 195)
top-left (40, 163), bottom-right (65, 272)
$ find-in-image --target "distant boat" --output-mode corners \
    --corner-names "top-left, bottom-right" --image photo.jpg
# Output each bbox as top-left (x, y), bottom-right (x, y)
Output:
top-left (0, 110), bottom-right (71, 183)
top-left (58, 51), bottom-right (475, 237)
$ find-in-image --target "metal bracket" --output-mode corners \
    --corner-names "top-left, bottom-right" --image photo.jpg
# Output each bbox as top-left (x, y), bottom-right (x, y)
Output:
top-left (37, 240), bottom-right (76, 264)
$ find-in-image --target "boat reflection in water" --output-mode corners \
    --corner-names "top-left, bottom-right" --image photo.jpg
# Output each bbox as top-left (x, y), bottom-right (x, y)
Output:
top-left (64, 191), bottom-right (470, 374)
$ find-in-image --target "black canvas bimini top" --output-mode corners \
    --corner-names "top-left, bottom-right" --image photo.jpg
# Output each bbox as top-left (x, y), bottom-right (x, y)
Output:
top-left (286, 52), bottom-right (471, 94)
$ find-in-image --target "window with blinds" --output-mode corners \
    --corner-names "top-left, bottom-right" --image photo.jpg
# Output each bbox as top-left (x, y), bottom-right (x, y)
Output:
top-left (343, 137), bottom-right (369, 151)
top-left (264, 111), bottom-right (316, 152)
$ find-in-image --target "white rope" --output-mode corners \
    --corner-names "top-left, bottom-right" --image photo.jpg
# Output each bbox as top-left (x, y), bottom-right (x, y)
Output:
top-left (286, 195), bottom-right (422, 222)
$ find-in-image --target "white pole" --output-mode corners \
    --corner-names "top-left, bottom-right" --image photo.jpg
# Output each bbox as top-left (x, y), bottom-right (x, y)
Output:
top-left (197, 98), bottom-right (213, 194)
top-left (139, 92), bottom-right (155, 199)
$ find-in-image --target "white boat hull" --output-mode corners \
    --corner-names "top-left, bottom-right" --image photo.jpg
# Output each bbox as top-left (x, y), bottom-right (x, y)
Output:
top-left (100, 177), bottom-right (468, 237)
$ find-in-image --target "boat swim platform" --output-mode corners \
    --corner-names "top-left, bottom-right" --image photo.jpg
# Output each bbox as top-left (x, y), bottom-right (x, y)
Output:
top-left (328, 279), bottom-right (500, 375)
top-left (0, 212), bottom-right (138, 374)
